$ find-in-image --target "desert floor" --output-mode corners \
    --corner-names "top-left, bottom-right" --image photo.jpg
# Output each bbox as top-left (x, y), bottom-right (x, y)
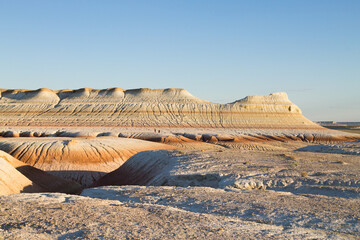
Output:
top-left (0, 128), bottom-right (359, 239)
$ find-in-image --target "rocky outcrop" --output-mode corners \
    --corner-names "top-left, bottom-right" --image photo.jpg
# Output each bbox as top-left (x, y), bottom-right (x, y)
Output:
top-left (0, 88), bottom-right (319, 128)
top-left (0, 156), bottom-right (43, 196)
top-left (0, 151), bottom-right (82, 195)
top-left (0, 137), bottom-right (176, 186)
top-left (93, 146), bottom-right (360, 199)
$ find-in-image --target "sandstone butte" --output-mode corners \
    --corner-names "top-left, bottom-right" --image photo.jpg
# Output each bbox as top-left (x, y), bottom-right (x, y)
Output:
top-left (0, 87), bottom-right (319, 129)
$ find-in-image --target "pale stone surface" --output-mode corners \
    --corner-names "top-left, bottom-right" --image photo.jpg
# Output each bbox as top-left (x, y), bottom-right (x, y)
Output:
top-left (296, 140), bottom-right (360, 155)
top-left (0, 190), bottom-right (353, 239)
top-left (82, 185), bottom-right (360, 237)
top-left (94, 143), bottom-right (360, 199)
top-left (1, 141), bottom-right (360, 238)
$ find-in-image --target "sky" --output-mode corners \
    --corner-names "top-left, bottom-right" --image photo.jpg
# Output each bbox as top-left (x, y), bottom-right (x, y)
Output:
top-left (0, 1), bottom-right (359, 121)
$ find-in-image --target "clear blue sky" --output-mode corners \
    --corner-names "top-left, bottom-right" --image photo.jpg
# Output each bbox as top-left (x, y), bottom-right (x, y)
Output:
top-left (0, 1), bottom-right (359, 121)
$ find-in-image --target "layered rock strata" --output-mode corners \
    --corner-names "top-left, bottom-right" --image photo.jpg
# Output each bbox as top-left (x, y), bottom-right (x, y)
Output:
top-left (0, 137), bottom-right (176, 186)
top-left (0, 156), bottom-right (43, 195)
top-left (0, 151), bottom-right (82, 195)
top-left (0, 88), bottom-right (319, 129)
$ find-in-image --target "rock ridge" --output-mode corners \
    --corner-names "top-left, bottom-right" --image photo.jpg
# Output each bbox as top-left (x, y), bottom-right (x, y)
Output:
top-left (0, 88), bottom-right (317, 128)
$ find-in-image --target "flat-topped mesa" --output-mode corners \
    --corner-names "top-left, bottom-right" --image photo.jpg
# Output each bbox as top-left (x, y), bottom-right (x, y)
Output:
top-left (0, 88), bottom-right (318, 128)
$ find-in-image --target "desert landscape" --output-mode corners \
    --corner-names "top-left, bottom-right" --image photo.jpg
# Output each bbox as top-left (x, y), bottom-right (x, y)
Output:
top-left (0, 88), bottom-right (359, 239)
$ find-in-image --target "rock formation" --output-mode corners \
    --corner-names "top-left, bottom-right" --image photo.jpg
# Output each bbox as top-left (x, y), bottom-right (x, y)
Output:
top-left (0, 137), bottom-right (176, 186)
top-left (0, 151), bottom-right (82, 195)
top-left (93, 145), bottom-right (360, 199)
top-left (92, 150), bottom-right (178, 187)
top-left (0, 88), bottom-right (319, 128)
top-left (0, 156), bottom-right (43, 195)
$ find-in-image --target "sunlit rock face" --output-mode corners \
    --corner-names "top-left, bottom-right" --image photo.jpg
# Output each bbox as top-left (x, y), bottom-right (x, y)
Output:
top-left (0, 151), bottom-right (82, 195)
top-left (0, 137), bottom-right (176, 186)
top-left (0, 88), bottom-right (318, 128)
top-left (0, 155), bottom-right (43, 196)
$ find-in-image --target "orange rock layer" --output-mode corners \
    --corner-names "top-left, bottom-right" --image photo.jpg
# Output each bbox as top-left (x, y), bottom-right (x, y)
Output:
top-left (0, 137), bottom-right (176, 186)
top-left (0, 151), bottom-right (82, 195)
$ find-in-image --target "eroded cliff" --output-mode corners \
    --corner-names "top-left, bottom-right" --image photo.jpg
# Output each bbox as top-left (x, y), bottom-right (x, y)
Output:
top-left (0, 88), bottom-right (318, 128)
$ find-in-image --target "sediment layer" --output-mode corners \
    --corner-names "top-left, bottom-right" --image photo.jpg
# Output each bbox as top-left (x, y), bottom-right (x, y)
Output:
top-left (0, 137), bottom-right (176, 186)
top-left (0, 151), bottom-right (82, 195)
top-left (0, 88), bottom-right (319, 128)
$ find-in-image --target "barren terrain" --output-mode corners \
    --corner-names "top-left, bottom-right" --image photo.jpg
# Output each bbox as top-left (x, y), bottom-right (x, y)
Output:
top-left (0, 88), bottom-right (359, 239)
